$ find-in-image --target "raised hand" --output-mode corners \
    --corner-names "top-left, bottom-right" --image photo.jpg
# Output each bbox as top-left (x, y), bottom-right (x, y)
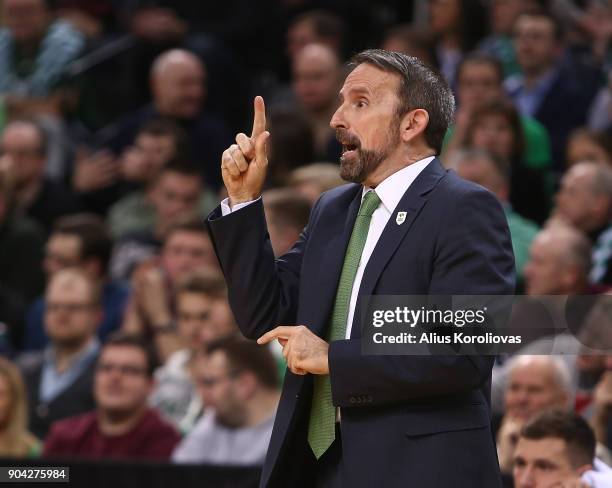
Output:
top-left (221, 96), bottom-right (270, 207)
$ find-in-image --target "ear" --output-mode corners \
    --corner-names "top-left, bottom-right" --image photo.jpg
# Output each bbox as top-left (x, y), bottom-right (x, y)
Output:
top-left (237, 371), bottom-right (257, 399)
top-left (400, 109), bottom-right (430, 144)
top-left (576, 463), bottom-right (593, 476)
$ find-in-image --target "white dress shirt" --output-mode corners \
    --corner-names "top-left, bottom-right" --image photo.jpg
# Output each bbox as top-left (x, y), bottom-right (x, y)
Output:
top-left (220, 156), bottom-right (435, 338)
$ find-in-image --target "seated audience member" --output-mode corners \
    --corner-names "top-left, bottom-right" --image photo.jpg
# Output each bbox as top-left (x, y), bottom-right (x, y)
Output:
top-left (108, 160), bottom-right (215, 243)
top-left (0, 157), bottom-right (45, 306)
top-left (381, 24), bottom-right (437, 68)
top-left (120, 221), bottom-right (218, 361)
top-left (553, 162), bottom-right (612, 285)
top-left (290, 43), bottom-right (343, 162)
top-left (524, 224), bottom-right (594, 295)
top-left (44, 333), bottom-right (180, 460)
top-left (443, 54), bottom-right (552, 171)
top-left (592, 355), bottom-right (612, 448)
top-left (173, 336), bottom-right (279, 465)
top-left (25, 214), bottom-right (129, 351)
top-left (514, 409), bottom-right (612, 487)
top-left (458, 99), bottom-right (549, 223)
top-left (262, 189), bottom-right (311, 257)
top-left (19, 269), bottom-right (100, 439)
top-left (0, 119), bottom-right (81, 233)
top-left (149, 270), bottom-right (236, 433)
top-left (497, 356), bottom-right (573, 473)
top-left (567, 129), bottom-right (612, 168)
top-left (288, 163), bottom-right (344, 206)
top-left (453, 148), bottom-right (539, 285)
top-left (506, 11), bottom-right (600, 168)
top-left (0, 357), bottom-right (40, 457)
top-left (285, 10), bottom-right (345, 64)
top-left (0, 0), bottom-right (85, 97)
top-left (103, 49), bottom-right (232, 190)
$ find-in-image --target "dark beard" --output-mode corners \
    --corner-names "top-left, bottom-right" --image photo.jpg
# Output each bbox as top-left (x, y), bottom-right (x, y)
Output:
top-left (339, 147), bottom-right (389, 183)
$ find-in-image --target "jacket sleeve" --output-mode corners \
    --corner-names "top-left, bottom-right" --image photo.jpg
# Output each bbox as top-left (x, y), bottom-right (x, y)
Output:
top-left (207, 198), bottom-right (315, 340)
top-left (328, 186), bottom-right (516, 408)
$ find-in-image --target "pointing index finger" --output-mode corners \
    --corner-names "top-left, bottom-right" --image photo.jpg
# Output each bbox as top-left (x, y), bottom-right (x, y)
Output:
top-left (251, 96), bottom-right (266, 139)
top-left (257, 326), bottom-right (294, 345)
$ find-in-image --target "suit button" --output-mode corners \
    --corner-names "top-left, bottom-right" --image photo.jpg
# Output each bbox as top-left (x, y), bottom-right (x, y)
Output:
top-left (349, 396), bottom-right (356, 404)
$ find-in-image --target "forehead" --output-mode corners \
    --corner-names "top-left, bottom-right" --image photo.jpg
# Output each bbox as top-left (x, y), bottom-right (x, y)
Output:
top-left (340, 63), bottom-right (400, 99)
top-left (100, 345), bottom-right (146, 365)
top-left (178, 291), bottom-right (213, 308)
top-left (516, 16), bottom-right (555, 34)
top-left (515, 437), bottom-right (569, 461)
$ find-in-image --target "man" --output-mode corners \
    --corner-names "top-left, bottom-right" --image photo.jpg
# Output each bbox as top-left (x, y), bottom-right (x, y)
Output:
top-left (553, 162), bottom-right (612, 286)
top-left (288, 163), bottom-right (344, 206)
top-left (149, 270), bottom-right (237, 432)
top-left (0, 119), bottom-right (81, 233)
top-left (19, 269), bottom-right (100, 439)
top-left (443, 53), bottom-right (551, 170)
top-left (44, 333), bottom-right (180, 460)
top-left (24, 214), bottom-right (129, 351)
top-left (453, 148), bottom-right (539, 285)
top-left (105, 49), bottom-right (232, 190)
top-left (173, 335), bottom-right (279, 465)
top-left (0, 0), bottom-right (84, 97)
top-left (496, 356), bottom-right (573, 473)
top-left (262, 188), bottom-right (311, 257)
top-left (286, 10), bottom-right (345, 63)
top-left (505, 11), bottom-right (600, 168)
top-left (513, 409), bottom-right (612, 487)
top-left (292, 44), bottom-right (343, 161)
top-left (208, 50), bottom-right (515, 486)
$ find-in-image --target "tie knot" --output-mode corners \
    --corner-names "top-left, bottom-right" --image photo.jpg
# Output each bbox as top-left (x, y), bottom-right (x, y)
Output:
top-left (359, 191), bottom-right (380, 217)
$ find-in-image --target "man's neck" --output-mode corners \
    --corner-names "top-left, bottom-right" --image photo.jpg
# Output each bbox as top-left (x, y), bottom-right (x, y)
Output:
top-left (53, 339), bottom-right (92, 374)
top-left (365, 151), bottom-right (435, 188)
top-left (97, 406), bottom-right (147, 437)
top-left (523, 64), bottom-right (554, 89)
top-left (243, 389), bottom-right (280, 428)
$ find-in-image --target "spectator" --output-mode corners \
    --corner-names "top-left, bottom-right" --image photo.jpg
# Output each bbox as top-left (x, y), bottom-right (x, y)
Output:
top-left (173, 336), bottom-right (279, 465)
top-left (291, 43), bottom-right (343, 162)
top-left (109, 162), bottom-right (216, 282)
top-left (0, 118), bottom-right (81, 233)
top-left (442, 53), bottom-right (552, 171)
top-left (428, 0), bottom-right (489, 87)
top-left (497, 355), bottom-right (572, 472)
top-left (120, 221), bottom-right (218, 361)
top-left (0, 0), bottom-right (85, 97)
top-left (262, 189), bottom-right (311, 257)
top-left (592, 355), bottom-right (612, 448)
top-left (44, 333), bottom-right (180, 460)
top-left (567, 128), bottom-right (612, 168)
top-left (19, 269), bottom-right (100, 439)
top-left (381, 25), bottom-right (437, 68)
top-left (288, 162), bottom-right (344, 206)
top-left (553, 162), bottom-right (612, 285)
top-left (0, 357), bottom-right (40, 456)
top-left (108, 159), bottom-right (215, 242)
top-left (514, 409), bottom-right (612, 487)
top-left (286, 10), bottom-right (345, 63)
top-left (0, 152), bottom-right (45, 306)
top-left (460, 99), bottom-right (550, 223)
top-left (24, 214), bottom-right (129, 351)
top-left (103, 49), bottom-right (232, 190)
top-left (506, 11), bottom-right (601, 169)
top-left (149, 270), bottom-right (236, 433)
top-left (453, 148), bottom-right (539, 285)
top-left (523, 223), bottom-right (593, 295)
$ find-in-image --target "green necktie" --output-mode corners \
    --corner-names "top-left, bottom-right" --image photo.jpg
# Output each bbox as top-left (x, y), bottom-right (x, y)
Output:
top-left (307, 190), bottom-right (381, 459)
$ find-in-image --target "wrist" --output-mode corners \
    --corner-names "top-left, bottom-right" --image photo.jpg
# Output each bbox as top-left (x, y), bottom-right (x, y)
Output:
top-left (228, 193), bottom-right (260, 208)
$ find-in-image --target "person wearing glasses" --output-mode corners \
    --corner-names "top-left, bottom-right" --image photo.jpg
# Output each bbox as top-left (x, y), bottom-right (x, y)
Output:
top-left (43, 333), bottom-right (180, 460)
top-left (172, 335), bottom-right (279, 465)
top-left (19, 268), bottom-right (100, 439)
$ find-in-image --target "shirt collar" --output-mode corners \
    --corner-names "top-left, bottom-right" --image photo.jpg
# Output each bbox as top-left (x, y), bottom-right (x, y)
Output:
top-left (44, 338), bottom-right (100, 372)
top-left (362, 156), bottom-right (435, 213)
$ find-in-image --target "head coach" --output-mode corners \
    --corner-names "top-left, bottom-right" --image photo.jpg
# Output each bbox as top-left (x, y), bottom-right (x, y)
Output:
top-left (207, 49), bottom-right (515, 487)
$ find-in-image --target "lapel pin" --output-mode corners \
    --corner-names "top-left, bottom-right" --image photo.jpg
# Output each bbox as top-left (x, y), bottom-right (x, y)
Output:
top-left (396, 211), bottom-right (407, 225)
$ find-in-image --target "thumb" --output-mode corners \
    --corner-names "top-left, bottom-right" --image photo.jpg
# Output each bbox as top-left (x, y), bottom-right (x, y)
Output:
top-left (254, 131), bottom-right (269, 168)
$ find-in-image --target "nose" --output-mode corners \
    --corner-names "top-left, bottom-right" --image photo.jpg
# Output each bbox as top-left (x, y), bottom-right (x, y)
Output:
top-left (330, 103), bottom-right (346, 130)
top-left (516, 466), bottom-right (535, 488)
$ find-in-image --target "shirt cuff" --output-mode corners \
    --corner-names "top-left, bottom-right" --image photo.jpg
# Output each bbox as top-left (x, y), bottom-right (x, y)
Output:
top-left (220, 197), bottom-right (261, 216)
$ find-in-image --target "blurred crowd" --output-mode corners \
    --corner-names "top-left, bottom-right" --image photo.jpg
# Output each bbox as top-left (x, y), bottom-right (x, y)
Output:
top-left (0, 0), bottom-right (610, 486)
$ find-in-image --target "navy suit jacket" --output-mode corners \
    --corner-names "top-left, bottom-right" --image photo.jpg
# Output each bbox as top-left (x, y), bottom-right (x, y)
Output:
top-left (207, 158), bottom-right (516, 487)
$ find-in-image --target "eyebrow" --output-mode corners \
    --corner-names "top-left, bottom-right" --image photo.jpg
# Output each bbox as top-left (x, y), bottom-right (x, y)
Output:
top-left (339, 86), bottom-right (371, 101)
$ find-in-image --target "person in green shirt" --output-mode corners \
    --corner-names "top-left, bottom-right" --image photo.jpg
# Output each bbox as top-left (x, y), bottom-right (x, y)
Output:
top-left (442, 53), bottom-right (552, 171)
top-left (453, 148), bottom-right (539, 289)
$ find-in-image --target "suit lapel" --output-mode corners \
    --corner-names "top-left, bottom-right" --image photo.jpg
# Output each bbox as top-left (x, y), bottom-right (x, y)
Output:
top-left (350, 159), bottom-right (447, 338)
top-left (309, 186), bottom-right (362, 338)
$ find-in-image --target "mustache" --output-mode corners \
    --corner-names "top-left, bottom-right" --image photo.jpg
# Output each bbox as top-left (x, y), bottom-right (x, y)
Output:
top-left (335, 128), bottom-right (361, 148)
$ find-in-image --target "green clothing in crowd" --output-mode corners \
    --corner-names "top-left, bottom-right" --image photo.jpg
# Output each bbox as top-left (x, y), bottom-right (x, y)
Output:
top-left (505, 205), bottom-right (539, 285)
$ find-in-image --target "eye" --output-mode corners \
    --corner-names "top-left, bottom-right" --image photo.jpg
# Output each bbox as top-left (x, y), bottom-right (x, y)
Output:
top-left (355, 99), bottom-right (367, 108)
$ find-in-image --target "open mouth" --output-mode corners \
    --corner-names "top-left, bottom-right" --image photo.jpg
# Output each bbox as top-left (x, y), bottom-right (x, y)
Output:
top-left (342, 143), bottom-right (359, 156)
